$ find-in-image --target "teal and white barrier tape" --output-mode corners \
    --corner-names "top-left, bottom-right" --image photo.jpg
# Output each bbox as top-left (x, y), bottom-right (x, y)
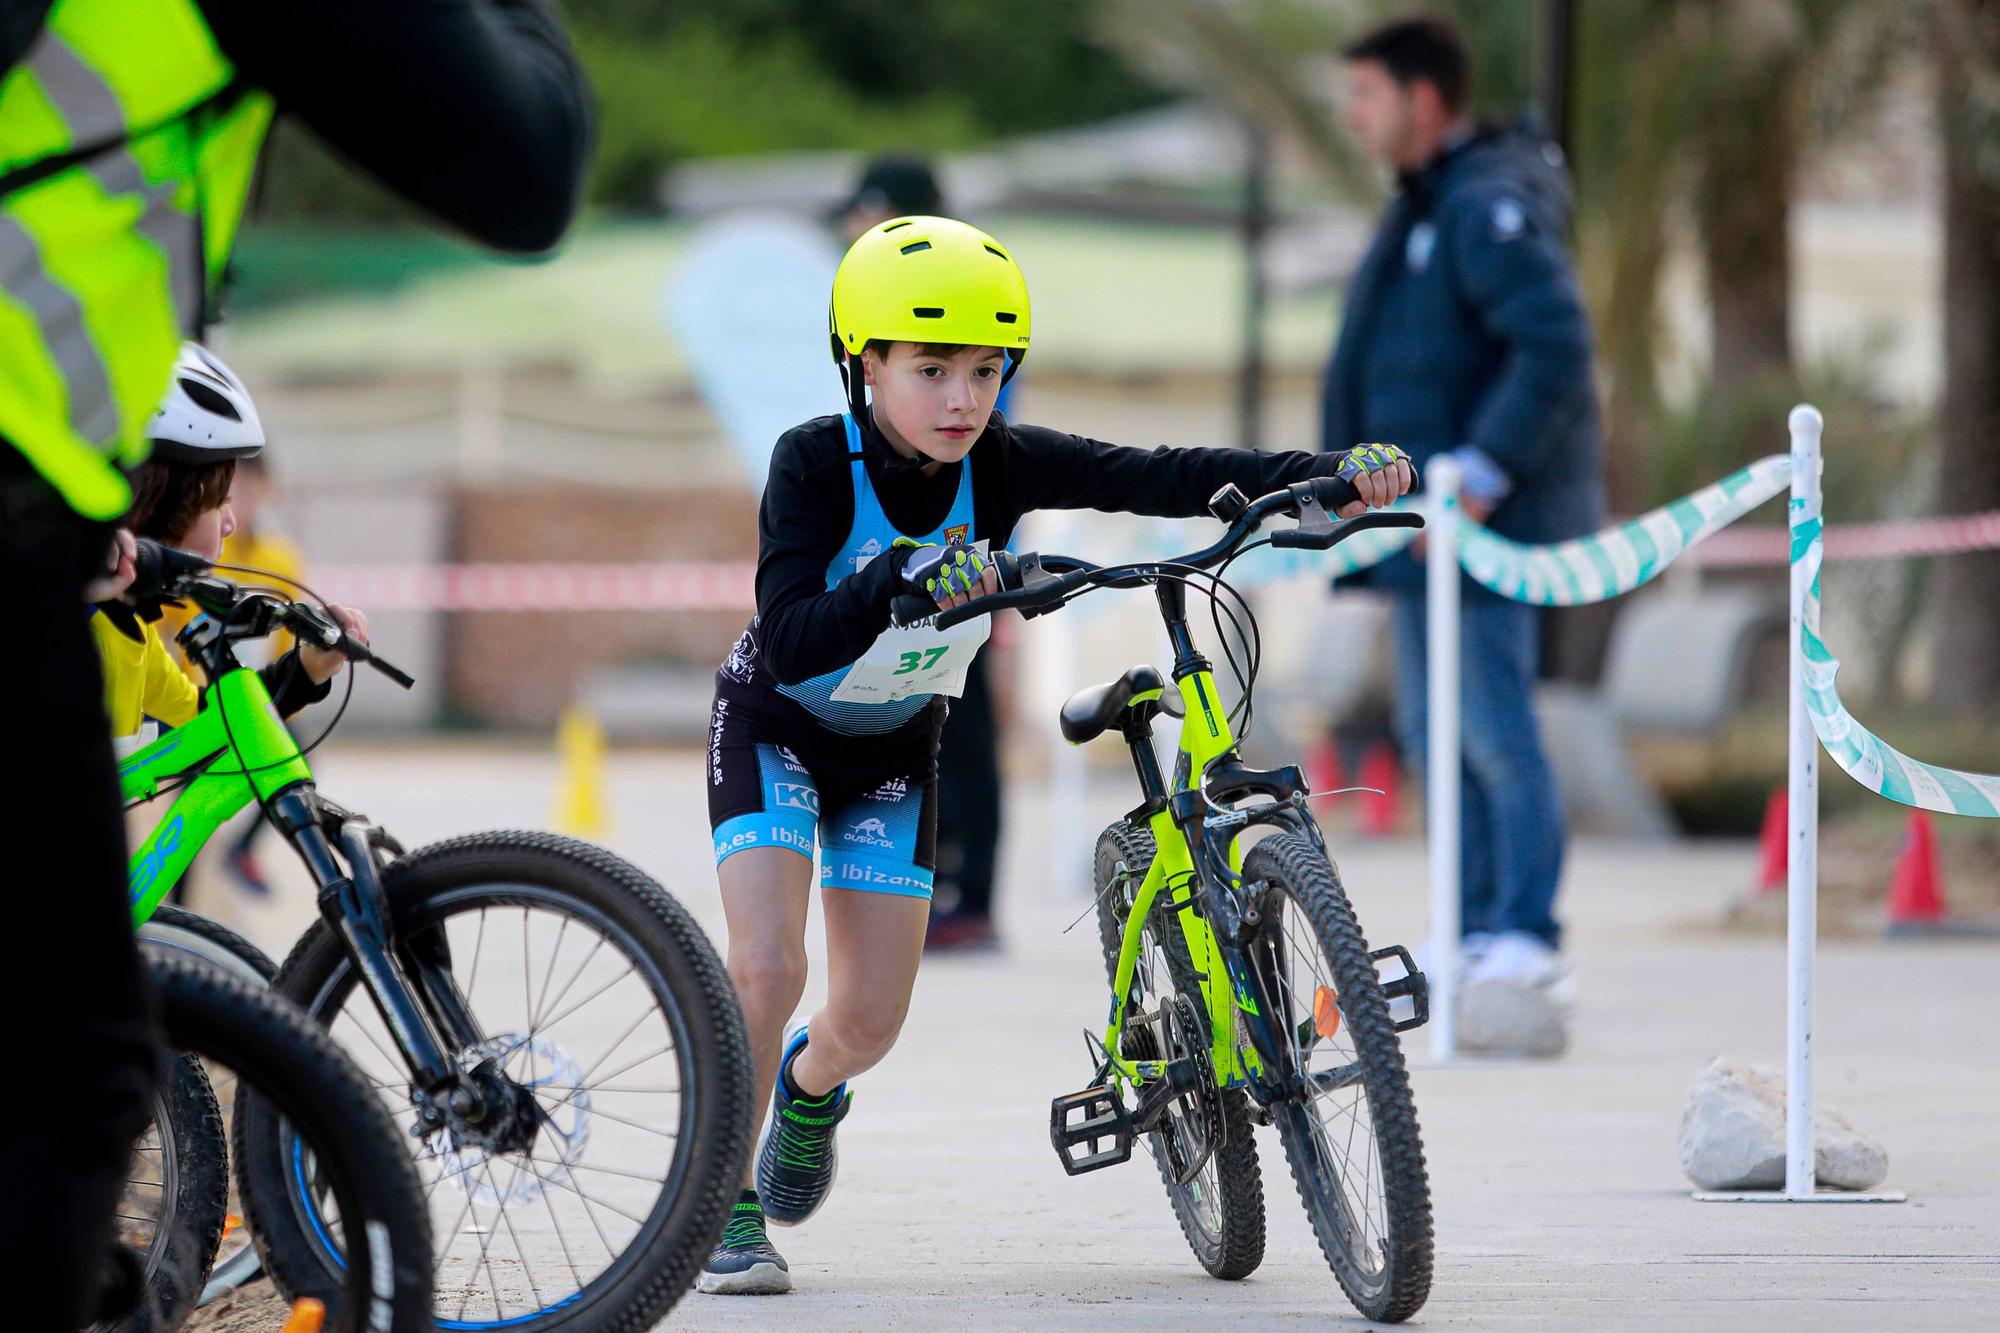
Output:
top-left (1454, 454), bottom-right (1794, 605)
top-left (1793, 497), bottom-right (2000, 817)
top-left (1173, 453), bottom-right (1793, 598)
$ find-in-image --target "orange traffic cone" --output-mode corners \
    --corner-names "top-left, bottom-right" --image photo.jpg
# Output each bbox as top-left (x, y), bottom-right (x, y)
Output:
top-left (1306, 735), bottom-right (1345, 796)
top-left (1358, 743), bottom-right (1401, 837)
top-left (1886, 810), bottom-right (1946, 928)
top-left (1755, 787), bottom-right (1787, 895)
top-left (282, 1298), bottom-right (327, 1333)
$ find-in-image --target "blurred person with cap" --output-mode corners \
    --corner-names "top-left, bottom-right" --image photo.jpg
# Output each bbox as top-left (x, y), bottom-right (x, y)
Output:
top-left (0, 0), bottom-right (590, 1321)
top-left (1323, 15), bottom-right (1604, 1031)
top-left (836, 154), bottom-right (1013, 953)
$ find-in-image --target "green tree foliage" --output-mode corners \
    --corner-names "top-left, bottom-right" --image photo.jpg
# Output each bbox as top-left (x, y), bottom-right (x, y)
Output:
top-left (249, 1), bottom-right (1170, 220)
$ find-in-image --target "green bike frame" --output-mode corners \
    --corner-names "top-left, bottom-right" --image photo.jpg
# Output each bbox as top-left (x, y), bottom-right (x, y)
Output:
top-left (1099, 663), bottom-right (1266, 1092)
top-left (122, 666), bottom-right (310, 923)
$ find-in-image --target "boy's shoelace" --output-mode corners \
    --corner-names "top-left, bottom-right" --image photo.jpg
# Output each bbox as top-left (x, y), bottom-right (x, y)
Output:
top-left (773, 1112), bottom-right (833, 1170)
top-left (719, 1204), bottom-right (769, 1250)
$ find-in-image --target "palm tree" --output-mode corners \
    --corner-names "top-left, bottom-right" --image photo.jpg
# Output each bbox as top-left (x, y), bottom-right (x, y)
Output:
top-left (1933, 0), bottom-right (2000, 707)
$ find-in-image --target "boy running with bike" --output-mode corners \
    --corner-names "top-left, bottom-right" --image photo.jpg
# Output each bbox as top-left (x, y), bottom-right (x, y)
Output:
top-left (699, 216), bottom-right (1412, 1295)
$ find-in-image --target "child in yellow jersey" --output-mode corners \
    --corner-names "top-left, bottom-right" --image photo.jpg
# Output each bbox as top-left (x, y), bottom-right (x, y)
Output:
top-left (93, 345), bottom-right (367, 760)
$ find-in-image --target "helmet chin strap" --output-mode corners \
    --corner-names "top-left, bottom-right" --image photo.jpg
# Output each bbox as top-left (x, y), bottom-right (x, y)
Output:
top-left (841, 351), bottom-right (869, 418)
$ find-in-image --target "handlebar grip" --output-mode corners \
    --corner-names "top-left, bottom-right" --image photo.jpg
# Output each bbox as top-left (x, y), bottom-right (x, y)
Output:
top-left (1306, 475), bottom-right (1361, 512)
top-left (130, 537), bottom-right (211, 599)
top-left (890, 594), bottom-right (936, 629)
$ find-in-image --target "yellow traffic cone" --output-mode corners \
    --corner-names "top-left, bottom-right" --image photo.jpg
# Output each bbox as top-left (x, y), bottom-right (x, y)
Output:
top-left (553, 705), bottom-right (610, 839)
top-left (282, 1298), bottom-right (326, 1332)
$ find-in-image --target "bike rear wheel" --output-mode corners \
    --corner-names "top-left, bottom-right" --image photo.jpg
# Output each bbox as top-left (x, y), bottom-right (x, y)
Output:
top-left (1093, 823), bottom-right (1266, 1281)
top-left (101, 1051), bottom-right (229, 1332)
top-left (139, 902), bottom-right (278, 1304)
top-left (1241, 833), bottom-right (1432, 1323)
top-left (248, 831), bottom-right (753, 1331)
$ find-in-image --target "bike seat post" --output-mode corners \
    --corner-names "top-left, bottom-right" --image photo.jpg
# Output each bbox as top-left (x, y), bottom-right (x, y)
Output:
top-left (1121, 708), bottom-right (1170, 820)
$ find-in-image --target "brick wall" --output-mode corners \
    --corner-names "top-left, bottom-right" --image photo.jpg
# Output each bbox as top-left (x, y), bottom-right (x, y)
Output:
top-left (446, 482), bottom-right (756, 728)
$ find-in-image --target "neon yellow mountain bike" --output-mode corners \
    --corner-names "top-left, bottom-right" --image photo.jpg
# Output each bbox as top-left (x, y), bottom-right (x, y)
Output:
top-left (894, 476), bottom-right (1435, 1322)
top-left (118, 541), bottom-right (753, 1332)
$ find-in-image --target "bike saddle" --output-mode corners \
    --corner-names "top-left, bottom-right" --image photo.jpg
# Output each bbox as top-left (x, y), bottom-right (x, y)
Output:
top-left (1059, 665), bottom-right (1183, 745)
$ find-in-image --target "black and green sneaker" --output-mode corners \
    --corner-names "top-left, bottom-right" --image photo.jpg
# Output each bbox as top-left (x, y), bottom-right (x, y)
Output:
top-left (756, 1024), bottom-right (852, 1226)
top-left (697, 1189), bottom-right (792, 1295)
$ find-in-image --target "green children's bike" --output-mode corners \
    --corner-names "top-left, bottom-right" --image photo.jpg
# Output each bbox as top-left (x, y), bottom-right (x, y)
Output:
top-left (893, 476), bottom-right (1436, 1323)
top-left (118, 540), bottom-right (753, 1332)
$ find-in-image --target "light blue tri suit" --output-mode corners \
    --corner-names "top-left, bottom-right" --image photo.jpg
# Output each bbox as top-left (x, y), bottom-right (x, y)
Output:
top-left (708, 414), bottom-right (983, 899)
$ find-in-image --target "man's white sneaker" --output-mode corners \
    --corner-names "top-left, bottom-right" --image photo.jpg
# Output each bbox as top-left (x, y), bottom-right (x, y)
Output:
top-left (1462, 931), bottom-right (1576, 1014)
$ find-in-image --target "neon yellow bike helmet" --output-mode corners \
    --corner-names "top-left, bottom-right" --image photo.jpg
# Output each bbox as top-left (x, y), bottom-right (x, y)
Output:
top-left (829, 215), bottom-right (1031, 410)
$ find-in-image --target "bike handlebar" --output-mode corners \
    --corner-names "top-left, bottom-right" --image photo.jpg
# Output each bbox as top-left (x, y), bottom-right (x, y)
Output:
top-left (889, 476), bottom-right (1425, 631)
top-left (129, 537), bottom-right (415, 690)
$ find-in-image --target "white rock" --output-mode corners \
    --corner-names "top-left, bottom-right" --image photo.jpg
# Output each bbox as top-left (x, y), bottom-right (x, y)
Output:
top-left (1455, 979), bottom-right (1568, 1058)
top-left (1679, 1057), bottom-right (1889, 1191)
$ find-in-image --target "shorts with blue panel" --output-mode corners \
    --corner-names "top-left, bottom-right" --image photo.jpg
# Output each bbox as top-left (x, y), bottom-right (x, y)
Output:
top-left (706, 671), bottom-right (943, 899)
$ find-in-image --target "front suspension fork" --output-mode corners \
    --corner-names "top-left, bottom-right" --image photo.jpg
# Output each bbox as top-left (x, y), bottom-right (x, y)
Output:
top-left (270, 789), bottom-right (489, 1099)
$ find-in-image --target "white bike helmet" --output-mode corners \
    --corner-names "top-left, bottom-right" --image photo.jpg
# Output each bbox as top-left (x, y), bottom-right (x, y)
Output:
top-left (148, 342), bottom-right (265, 463)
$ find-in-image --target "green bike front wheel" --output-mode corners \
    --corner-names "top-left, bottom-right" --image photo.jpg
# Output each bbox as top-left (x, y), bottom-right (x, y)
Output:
top-left (1242, 833), bottom-right (1433, 1323)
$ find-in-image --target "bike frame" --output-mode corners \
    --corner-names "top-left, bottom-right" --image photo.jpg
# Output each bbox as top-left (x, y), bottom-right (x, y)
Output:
top-left (122, 660), bottom-right (499, 1106)
top-left (123, 667), bottom-right (309, 922)
top-left (1098, 581), bottom-right (1317, 1108)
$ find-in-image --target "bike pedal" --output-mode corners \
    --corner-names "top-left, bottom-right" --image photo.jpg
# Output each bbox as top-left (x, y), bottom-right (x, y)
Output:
top-left (1049, 1085), bottom-right (1134, 1175)
top-left (1370, 944), bottom-right (1430, 1032)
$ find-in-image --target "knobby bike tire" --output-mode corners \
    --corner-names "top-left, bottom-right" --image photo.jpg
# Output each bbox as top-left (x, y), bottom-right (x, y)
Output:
top-left (1093, 823), bottom-right (1266, 1281)
top-left (1241, 833), bottom-right (1432, 1323)
top-left (138, 903), bottom-right (277, 1303)
top-left (101, 1051), bottom-right (229, 1333)
top-left (142, 904), bottom-right (280, 982)
top-left (147, 954), bottom-right (434, 1333)
top-left (251, 831), bottom-right (753, 1332)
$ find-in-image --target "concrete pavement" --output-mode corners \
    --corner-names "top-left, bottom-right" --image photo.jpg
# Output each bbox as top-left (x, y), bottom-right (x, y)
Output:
top-left (190, 742), bottom-right (2000, 1330)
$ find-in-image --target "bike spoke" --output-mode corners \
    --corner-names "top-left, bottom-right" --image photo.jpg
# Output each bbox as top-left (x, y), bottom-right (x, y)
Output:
top-left (544, 1156), bottom-right (667, 1186)
top-left (527, 935), bottom-right (608, 1035)
top-left (521, 1154), bottom-right (621, 1261)
top-left (567, 1003), bottom-right (656, 1088)
top-left (529, 914), bottom-right (572, 1037)
top-left (531, 1155), bottom-right (593, 1296)
top-left (462, 908), bottom-right (489, 1001)
top-left (565, 1099), bottom-right (680, 1141)
top-left (491, 1162), bottom-right (547, 1313)
top-left (523, 1158), bottom-right (652, 1228)
top-left (536, 960), bottom-right (636, 1037)
top-left (534, 1043), bottom-right (674, 1114)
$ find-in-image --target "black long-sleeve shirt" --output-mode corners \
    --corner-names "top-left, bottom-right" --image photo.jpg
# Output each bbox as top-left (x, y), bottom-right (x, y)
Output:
top-left (197, 0), bottom-right (593, 253)
top-left (750, 412), bottom-right (1347, 686)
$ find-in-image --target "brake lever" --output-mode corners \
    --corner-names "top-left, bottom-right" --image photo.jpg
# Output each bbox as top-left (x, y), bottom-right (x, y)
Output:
top-left (284, 601), bottom-right (417, 690)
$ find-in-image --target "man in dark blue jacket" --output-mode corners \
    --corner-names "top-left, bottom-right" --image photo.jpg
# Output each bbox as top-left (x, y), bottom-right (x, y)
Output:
top-left (1323, 16), bottom-right (1604, 1005)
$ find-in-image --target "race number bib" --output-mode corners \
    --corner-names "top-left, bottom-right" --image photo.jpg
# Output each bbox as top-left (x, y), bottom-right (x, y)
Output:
top-left (830, 542), bottom-right (993, 704)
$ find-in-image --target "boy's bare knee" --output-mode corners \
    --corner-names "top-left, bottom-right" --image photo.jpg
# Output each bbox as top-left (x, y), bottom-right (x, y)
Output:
top-left (821, 1003), bottom-right (906, 1066)
top-left (730, 946), bottom-right (807, 1012)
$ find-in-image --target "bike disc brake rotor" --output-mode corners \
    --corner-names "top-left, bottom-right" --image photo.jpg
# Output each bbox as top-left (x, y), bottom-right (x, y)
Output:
top-left (1155, 993), bottom-right (1224, 1186)
top-left (435, 1033), bottom-right (590, 1210)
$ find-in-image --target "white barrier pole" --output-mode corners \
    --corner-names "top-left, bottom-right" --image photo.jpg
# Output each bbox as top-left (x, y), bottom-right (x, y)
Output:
top-left (1426, 457), bottom-right (1464, 1061)
top-left (1785, 405), bottom-right (1823, 1196)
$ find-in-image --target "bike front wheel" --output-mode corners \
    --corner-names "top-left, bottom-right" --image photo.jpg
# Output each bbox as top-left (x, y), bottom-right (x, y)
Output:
top-left (249, 830), bottom-right (753, 1331)
top-left (1241, 833), bottom-right (1433, 1323)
